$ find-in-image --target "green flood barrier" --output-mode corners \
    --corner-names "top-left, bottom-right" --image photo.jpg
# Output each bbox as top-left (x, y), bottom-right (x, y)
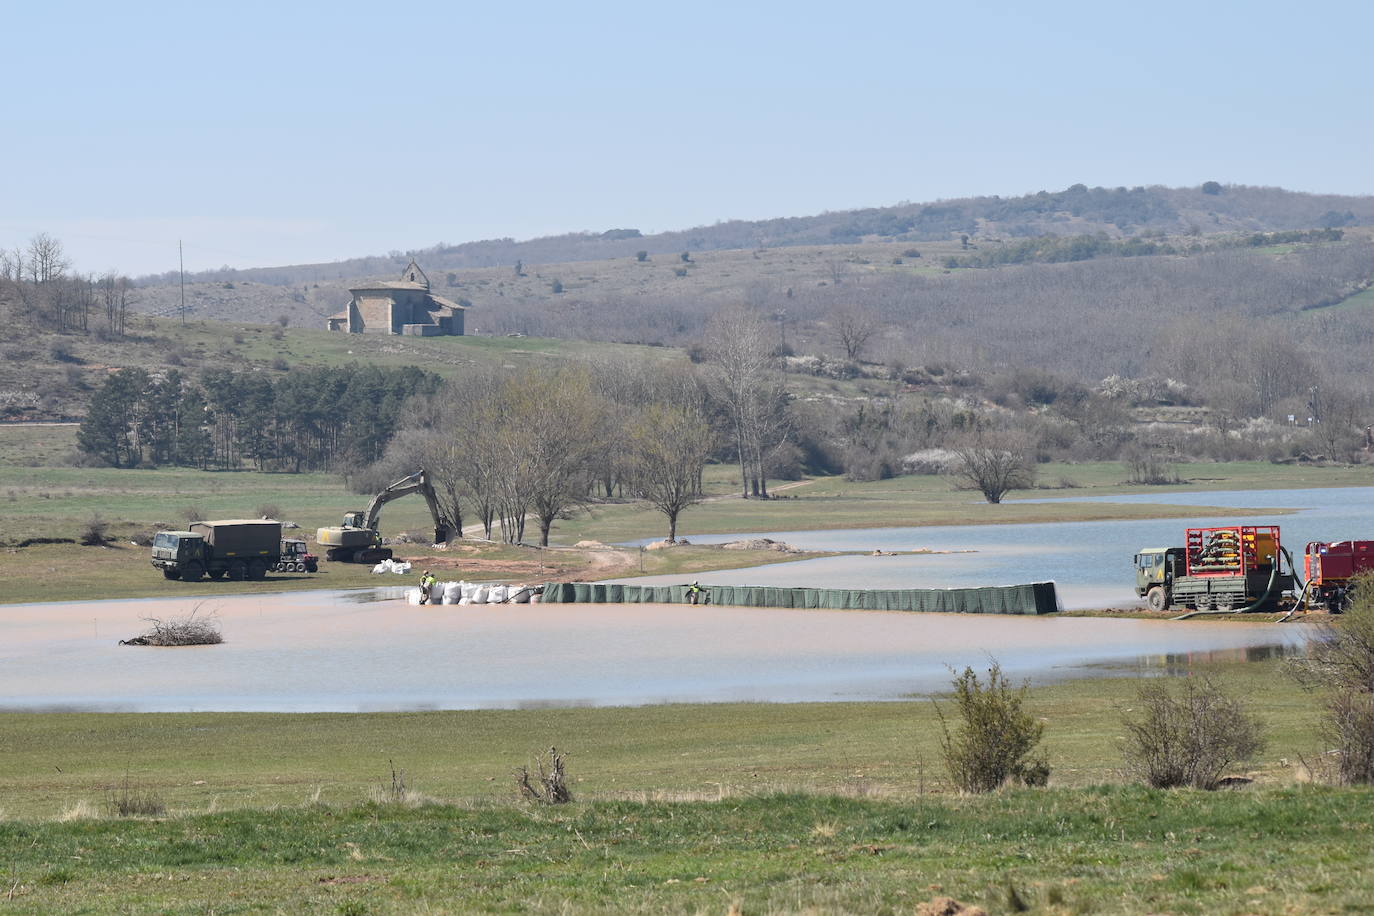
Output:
top-left (539, 581), bottom-right (1060, 615)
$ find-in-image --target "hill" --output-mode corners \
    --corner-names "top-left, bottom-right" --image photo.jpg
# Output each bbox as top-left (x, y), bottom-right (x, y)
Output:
top-left (138, 182), bottom-right (1374, 290)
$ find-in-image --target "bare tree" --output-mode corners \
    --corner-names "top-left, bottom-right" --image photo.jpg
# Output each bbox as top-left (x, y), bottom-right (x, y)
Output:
top-left (705, 306), bottom-right (788, 497)
top-left (98, 272), bottom-right (133, 336)
top-left (26, 232), bottom-right (68, 284)
top-left (627, 404), bottom-right (712, 542)
top-left (832, 303), bottom-right (879, 361)
top-left (953, 437), bottom-right (1035, 503)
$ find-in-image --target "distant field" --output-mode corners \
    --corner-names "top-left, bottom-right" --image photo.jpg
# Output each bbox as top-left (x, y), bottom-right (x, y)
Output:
top-left (551, 460), bottom-right (1374, 544)
top-left (0, 422), bottom-right (77, 467)
top-left (4, 459), bottom-right (1372, 602)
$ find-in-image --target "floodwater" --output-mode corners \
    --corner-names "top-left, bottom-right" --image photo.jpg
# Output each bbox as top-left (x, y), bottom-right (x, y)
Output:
top-left (622, 485), bottom-right (1374, 609)
top-left (0, 588), bottom-right (1303, 713)
top-left (3, 485), bottom-right (1356, 713)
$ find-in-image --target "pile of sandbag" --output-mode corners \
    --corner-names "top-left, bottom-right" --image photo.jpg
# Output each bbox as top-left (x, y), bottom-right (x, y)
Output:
top-left (372, 558), bottom-right (413, 575)
top-left (403, 581), bottom-right (537, 606)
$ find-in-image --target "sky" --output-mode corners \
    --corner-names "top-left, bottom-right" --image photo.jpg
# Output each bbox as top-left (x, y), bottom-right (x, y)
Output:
top-left (2, 0), bottom-right (1372, 277)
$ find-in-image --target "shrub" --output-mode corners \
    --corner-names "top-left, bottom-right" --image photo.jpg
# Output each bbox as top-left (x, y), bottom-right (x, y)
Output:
top-left (1291, 573), bottom-right (1374, 783)
top-left (636, 250), bottom-right (649, 262)
top-left (936, 662), bottom-right (1048, 792)
top-left (1126, 451), bottom-right (1182, 485)
top-left (550, 279), bottom-right (563, 294)
top-left (515, 746), bottom-right (572, 803)
top-left (80, 513), bottom-right (110, 546)
top-left (181, 505), bottom-right (206, 523)
top-left (106, 776), bottom-right (166, 817)
top-left (1121, 676), bottom-right (1265, 789)
top-left (255, 503), bottom-right (282, 519)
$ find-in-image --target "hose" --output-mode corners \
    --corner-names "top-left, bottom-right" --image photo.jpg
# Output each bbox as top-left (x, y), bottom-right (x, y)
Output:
top-left (1170, 548), bottom-right (1289, 621)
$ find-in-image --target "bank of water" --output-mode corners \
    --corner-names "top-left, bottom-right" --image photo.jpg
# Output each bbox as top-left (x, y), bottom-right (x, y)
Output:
top-left (0, 588), bottom-right (1302, 713)
top-left (620, 486), bottom-right (1374, 609)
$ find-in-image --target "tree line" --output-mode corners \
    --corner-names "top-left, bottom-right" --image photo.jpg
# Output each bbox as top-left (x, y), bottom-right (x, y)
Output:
top-left (1, 233), bottom-right (134, 336)
top-left (76, 365), bottom-right (440, 471)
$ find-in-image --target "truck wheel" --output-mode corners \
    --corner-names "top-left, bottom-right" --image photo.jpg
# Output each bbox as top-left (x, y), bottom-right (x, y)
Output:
top-left (248, 560), bottom-right (268, 580)
top-left (227, 561), bottom-right (248, 581)
top-left (208, 569), bottom-right (226, 580)
top-left (162, 568), bottom-right (181, 581)
top-left (182, 562), bottom-right (204, 582)
top-left (1146, 587), bottom-right (1168, 612)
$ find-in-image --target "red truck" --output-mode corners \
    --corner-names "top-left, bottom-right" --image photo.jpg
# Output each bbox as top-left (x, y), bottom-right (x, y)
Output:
top-left (1303, 540), bottom-right (1374, 611)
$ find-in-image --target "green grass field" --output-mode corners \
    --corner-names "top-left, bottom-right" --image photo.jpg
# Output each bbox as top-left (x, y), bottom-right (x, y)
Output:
top-left (0, 657), bottom-right (1359, 913)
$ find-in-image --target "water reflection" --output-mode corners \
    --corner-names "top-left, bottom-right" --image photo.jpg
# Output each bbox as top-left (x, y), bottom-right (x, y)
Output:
top-left (1094, 642), bottom-right (1301, 677)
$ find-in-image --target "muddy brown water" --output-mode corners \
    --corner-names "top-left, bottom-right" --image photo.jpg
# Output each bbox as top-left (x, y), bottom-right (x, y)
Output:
top-left (0, 589), bottom-right (1301, 712)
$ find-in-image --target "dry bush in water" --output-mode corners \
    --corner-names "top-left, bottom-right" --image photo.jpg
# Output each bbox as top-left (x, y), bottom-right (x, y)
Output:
top-left (936, 662), bottom-right (1049, 793)
top-left (1290, 573), bottom-right (1374, 784)
top-left (515, 746), bottom-right (573, 804)
top-left (106, 775), bottom-right (166, 817)
top-left (1121, 676), bottom-right (1265, 789)
top-left (121, 604), bottom-right (222, 646)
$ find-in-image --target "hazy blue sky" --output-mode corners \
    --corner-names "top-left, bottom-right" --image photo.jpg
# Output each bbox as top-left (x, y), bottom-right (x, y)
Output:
top-left (3, 0), bottom-right (1370, 276)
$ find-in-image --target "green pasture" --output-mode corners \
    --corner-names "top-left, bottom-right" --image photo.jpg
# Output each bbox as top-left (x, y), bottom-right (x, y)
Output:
top-left (0, 657), bottom-right (1361, 913)
top-left (0, 658), bottom-right (1322, 819)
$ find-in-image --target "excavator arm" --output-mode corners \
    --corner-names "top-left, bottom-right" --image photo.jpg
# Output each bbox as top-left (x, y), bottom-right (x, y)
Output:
top-left (363, 470), bottom-right (451, 543)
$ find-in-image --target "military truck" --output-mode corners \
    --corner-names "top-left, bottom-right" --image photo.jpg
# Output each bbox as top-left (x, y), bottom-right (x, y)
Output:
top-left (1134, 525), bottom-right (1294, 613)
top-left (151, 519), bottom-right (283, 581)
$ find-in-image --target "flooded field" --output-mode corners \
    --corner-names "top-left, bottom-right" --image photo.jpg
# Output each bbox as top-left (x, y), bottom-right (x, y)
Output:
top-left (623, 485), bottom-right (1374, 608)
top-left (0, 588), bottom-right (1303, 713)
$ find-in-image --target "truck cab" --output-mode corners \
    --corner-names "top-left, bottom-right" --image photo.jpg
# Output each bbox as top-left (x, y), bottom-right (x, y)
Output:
top-left (151, 531), bottom-right (205, 579)
top-left (1134, 547), bottom-right (1183, 611)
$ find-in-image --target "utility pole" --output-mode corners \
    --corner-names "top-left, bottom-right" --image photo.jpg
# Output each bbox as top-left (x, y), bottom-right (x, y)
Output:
top-left (179, 240), bottom-right (186, 325)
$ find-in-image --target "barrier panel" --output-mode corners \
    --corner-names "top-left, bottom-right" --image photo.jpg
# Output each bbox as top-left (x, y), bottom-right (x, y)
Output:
top-left (538, 581), bottom-right (1059, 615)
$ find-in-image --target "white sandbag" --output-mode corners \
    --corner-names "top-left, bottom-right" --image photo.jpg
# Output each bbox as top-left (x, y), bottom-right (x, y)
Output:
top-left (509, 585), bottom-right (531, 603)
top-left (487, 585), bottom-right (509, 603)
top-left (390, 560), bottom-right (411, 575)
top-left (460, 583), bottom-right (478, 601)
top-left (470, 586), bottom-right (489, 604)
top-left (372, 561), bottom-right (390, 574)
top-left (442, 582), bottom-right (462, 604)
top-left (405, 587), bottom-right (424, 605)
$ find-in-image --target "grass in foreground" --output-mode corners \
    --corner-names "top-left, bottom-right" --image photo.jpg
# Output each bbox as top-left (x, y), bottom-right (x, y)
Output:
top-left (0, 658), bottom-right (1346, 912)
top-left (3, 788), bottom-right (1370, 914)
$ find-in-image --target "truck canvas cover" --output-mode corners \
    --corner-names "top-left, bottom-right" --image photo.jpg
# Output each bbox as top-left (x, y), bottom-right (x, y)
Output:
top-left (189, 520), bottom-right (282, 555)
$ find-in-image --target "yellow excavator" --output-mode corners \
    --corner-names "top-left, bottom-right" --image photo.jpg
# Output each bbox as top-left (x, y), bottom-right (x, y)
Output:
top-left (316, 469), bottom-right (450, 563)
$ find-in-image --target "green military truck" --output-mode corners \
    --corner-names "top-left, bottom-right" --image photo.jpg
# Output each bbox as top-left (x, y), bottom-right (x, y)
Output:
top-left (151, 519), bottom-right (283, 581)
top-left (1134, 525), bottom-right (1293, 613)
